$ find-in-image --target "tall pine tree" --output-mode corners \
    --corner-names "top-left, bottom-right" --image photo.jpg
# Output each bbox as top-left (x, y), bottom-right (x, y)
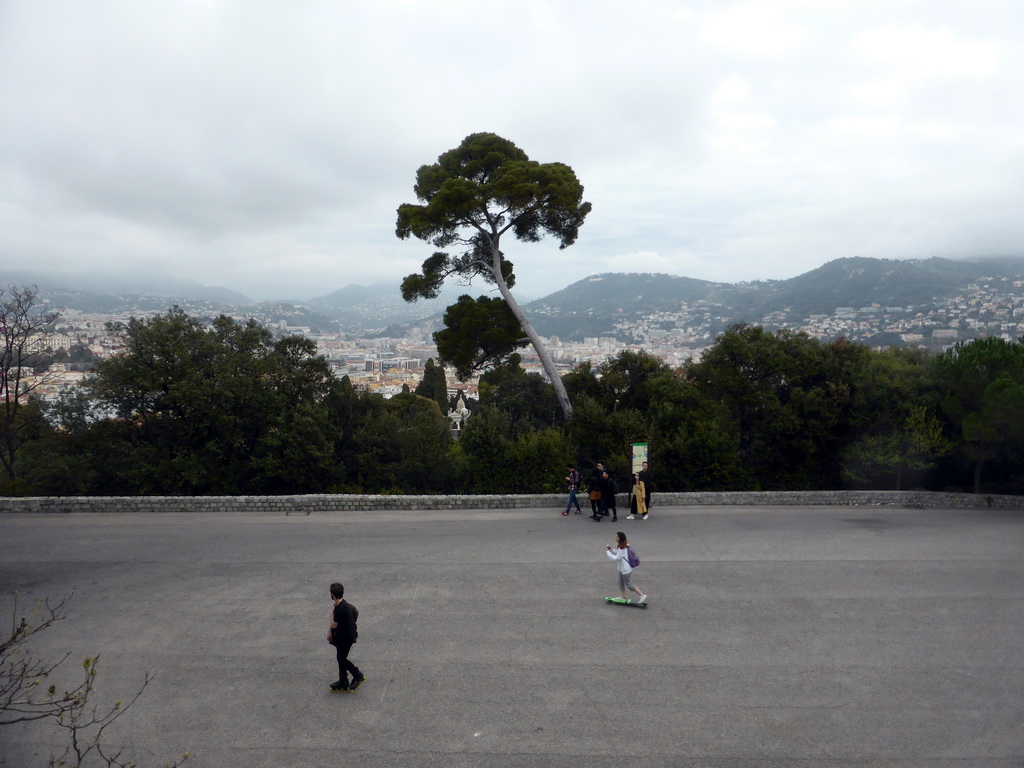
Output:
top-left (416, 358), bottom-right (449, 413)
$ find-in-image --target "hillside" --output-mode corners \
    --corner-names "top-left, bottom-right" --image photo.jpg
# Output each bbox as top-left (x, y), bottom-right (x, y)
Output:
top-left (531, 272), bottom-right (722, 310)
top-left (304, 281), bottom-right (469, 331)
top-left (9, 256), bottom-right (1024, 343)
top-left (740, 257), bottom-right (1021, 317)
top-left (0, 270), bottom-right (251, 307)
top-left (523, 256), bottom-right (1024, 340)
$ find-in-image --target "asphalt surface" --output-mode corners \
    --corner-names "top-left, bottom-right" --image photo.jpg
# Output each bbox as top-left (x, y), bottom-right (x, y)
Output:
top-left (1, 504), bottom-right (1022, 767)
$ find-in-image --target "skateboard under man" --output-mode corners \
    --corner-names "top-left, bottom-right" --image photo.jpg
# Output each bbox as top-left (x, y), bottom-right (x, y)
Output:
top-left (604, 596), bottom-right (648, 609)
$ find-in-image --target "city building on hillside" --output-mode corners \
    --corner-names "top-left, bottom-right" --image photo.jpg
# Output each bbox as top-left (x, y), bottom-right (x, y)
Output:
top-left (27, 333), bottom-right (73, 352)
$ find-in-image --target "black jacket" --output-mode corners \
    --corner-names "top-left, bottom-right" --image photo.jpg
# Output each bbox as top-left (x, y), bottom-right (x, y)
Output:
top-left (332, 600), bottom-right (359, 646)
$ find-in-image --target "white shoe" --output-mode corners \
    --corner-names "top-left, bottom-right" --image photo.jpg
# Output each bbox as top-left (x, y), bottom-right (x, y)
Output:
top-left (642, 514), bottom-right (648, 520)
top-left (626, 515), bottom-right (635, 519)
top-left (637, 594), bottom-right (648, 605)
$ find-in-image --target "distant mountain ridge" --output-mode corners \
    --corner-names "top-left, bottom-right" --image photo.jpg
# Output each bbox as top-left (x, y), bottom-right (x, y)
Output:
top-left (0, 270), bottom-right (251, 307)
top-left (303, 281), bottom-right (469, 330)
top-left (523, 256), bottom-right (1024, 341)
top-left (0, 270), bottom-right (480, 332)
top-left (533, 273), bottom-right (721, 309)
top-left (6, 256), bottom-right (1024, 340)
top-left (742, 256), bottom-right (1024, 316)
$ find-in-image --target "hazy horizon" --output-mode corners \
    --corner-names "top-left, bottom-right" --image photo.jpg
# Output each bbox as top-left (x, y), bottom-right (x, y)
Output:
top-left (7, 253), bottom-right (1024, 307)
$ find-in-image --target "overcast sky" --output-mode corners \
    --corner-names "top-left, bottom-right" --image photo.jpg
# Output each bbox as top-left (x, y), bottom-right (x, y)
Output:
top-left (1, 1), bottom-right (1021, 301)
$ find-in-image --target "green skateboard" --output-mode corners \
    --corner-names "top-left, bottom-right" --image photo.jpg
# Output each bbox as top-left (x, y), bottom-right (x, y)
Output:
top-left (605, 596), bottom-right (648, 609)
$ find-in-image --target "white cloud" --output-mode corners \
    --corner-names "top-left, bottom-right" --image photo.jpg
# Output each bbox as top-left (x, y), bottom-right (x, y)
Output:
top-left (702, 1), bottom-right (812, 56)
top-left (716, 112), bottom-right (777, 133)
top-left (828, 115), bottom-right (903, 137)
top-left (852, 24), bottom-right (1001, 79)
top-left (713, 76), bottom-right (752, 104)
top-left (605, 250), bottom-right (679, 275)
top-left (851, 24), bottom-right (1002, 105)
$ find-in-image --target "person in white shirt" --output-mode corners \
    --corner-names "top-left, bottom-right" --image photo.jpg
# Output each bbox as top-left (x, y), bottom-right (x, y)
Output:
top-left (605, 531), bottom-right (647, 604)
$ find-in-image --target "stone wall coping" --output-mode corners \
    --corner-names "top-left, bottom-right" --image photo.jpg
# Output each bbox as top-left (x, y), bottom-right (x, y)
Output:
top-left (0, 490), bottom-right (1022, 513)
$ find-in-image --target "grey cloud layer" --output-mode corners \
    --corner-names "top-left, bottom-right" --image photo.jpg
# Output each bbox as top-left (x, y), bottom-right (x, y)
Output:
top-left (1, 0), bottom-right (1020, 300)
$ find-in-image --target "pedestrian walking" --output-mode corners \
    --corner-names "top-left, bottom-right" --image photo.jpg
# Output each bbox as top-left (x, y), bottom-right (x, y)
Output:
top-left (589, 462), bottom-right (605, 520)
top-left (601, 470), bottom-right (618, 522)
top-left (563, 464), bottom-right (582, 515)
top-left (627, 473), bottom-right (647, 519)
top-left (605, 531), bottom-right (646, 604)
top-left (638, 461), bottom-right (652, 518)
top-left (328, 582), bottom-right (365, 693)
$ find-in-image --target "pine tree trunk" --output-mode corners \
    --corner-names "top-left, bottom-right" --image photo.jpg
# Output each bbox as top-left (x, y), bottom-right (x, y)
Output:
top-left (489, 245), bottom-right (573, 420)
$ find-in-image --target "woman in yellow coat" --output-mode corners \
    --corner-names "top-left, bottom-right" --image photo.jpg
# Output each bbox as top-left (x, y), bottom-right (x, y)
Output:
top-left (628, 473), bottom-right (647, 519)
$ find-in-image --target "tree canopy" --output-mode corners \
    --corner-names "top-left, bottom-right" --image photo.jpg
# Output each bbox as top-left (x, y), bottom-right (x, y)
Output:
top-left (11, 299), bottom-right (1024, 497)
top-left (934, 337), bottom-right (1024, 492)
top-left (62, 309), bottom-right (341, 495)
top-left (434, 295), bottom-right (529, 380)
top-left (0, 285), bottom-right (60, 490)
top-left (414, 357), bottom-right (449, 412)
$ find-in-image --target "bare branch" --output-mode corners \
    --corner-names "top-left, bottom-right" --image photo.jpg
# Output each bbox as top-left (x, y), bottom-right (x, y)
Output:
top-left (2, 593), bottom-right (191, 766)
top-left (0, 593), bottom-right (75, 725)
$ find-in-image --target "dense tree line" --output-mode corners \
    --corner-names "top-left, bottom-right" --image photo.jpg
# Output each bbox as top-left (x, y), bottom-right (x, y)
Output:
top-left (6, 309), bottom-right (1024, 497)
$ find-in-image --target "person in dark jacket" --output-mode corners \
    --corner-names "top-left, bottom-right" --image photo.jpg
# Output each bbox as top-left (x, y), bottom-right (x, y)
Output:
top-left (601, 470), bottom-right (618, 521)
top-left (589, 462), bottom-right (605, 519)
top-left (329, 582), bottom-right (365, 693)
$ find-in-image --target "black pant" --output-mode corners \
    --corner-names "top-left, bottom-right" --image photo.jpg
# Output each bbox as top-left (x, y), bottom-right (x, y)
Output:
top-left (335, 641), bottom-right (361, 683)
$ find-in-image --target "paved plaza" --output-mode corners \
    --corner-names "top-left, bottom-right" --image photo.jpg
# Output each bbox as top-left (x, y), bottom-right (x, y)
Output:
top-left (1, 504), bottom-right (1022, 767)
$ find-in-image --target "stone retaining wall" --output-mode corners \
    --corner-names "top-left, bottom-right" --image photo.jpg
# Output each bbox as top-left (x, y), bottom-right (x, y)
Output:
top-left (0, 490), bottom-right (1022, 513)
